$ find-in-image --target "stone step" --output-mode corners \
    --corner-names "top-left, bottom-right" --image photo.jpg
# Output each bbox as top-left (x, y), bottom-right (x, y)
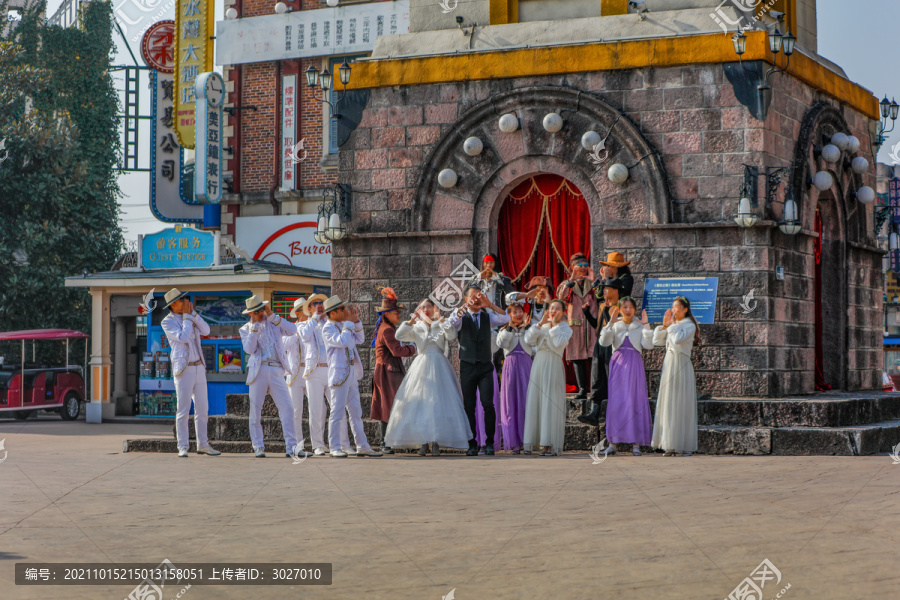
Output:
top-left (225, 392), bottom-right (900, 428)
top-left (149, 417), bottom-right (900, 456)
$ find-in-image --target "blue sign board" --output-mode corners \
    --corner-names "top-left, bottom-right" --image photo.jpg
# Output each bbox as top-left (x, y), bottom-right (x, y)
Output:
top-left (890, 178), bottom-right (900, 224)
top-left (140, 226), bottom-right (217, 270)
top-left (642, 277), bottom-right (719, 324)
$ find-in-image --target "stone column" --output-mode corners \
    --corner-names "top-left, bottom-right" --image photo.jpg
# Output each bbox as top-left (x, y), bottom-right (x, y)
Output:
top-left (87, 289), bottom-right (115, 423)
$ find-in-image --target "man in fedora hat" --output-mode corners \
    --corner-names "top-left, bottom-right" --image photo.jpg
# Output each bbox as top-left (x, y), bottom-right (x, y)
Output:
top-left (283, 296), bottom-right (313, 457)
top-left (580, 277), bottom-right (625, 427)
top-left (239, 295), bottom-right (301, 458)
top-left (594, 251), bottom-right (634, 298)
top-left (297, 293), bottom-right (351, 455)
top-left (321, 296), bottom-right (382, 457)
top-left (370, 288), bottom-right (418, 454)
top-left (556, 252), bottom-right (598, 402)
top-left (161, 288), bottom-right (220, 457)
top-left (524, 276), bottom-right (553, 322)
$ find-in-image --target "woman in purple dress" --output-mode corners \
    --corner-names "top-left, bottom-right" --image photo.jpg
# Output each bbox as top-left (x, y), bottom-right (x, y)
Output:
top-left (597, 297), bottom-right (654, 456)
top-left (496, 293), bottom-right (535, 454)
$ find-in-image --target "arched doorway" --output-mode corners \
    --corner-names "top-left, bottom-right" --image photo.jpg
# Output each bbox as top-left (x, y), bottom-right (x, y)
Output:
top-left (814, 197), bottom-right (847, 391)
top-left (496, 174), bottom-right (592, 291)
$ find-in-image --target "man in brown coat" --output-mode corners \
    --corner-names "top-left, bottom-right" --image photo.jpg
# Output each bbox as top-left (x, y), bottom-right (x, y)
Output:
top-left (370, 288), bottom-right (417, 454)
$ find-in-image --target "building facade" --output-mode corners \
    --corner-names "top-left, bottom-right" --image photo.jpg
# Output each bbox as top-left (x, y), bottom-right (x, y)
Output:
top-left (222, 0), bottom-right (884, 398)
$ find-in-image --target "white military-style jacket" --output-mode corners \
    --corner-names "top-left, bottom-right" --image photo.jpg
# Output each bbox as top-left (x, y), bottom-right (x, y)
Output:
top-left (239, 313), bottom-right (297, 385)
top-left (322, 319), bottom-right (365, 387)
top-left (161, 311), bottom-right (210, 378)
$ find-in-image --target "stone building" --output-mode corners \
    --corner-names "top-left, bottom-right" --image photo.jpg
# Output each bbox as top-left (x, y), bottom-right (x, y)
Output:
top-left (330, 0), bottom-right (884, 397)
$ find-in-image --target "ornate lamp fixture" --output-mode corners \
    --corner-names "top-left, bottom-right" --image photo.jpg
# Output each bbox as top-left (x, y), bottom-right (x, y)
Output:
top-left (314, 184), bottom-right (351, 243)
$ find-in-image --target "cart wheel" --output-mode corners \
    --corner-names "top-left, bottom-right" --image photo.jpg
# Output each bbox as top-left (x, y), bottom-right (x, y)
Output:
top-left (14, 410), bottom-right (32, 420)
top-left (59, 394), bottom-right (81, 421)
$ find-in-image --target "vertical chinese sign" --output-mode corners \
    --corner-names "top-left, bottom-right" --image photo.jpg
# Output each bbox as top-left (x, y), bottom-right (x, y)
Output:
top-left (194, 72), bottom-right (224, 204)
top-left (891, 178), bottom-right (900, 275)
top-left (145, 20), bottom-right (201, 223)
top-left (282, 74), bottom-right (297, 191)
top-left (174, 0), bottom-right (214, 149)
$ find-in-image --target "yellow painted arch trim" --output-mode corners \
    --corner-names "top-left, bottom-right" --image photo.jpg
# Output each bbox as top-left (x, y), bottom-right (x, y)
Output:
top-left (345, 31), bottom-right (878, 121)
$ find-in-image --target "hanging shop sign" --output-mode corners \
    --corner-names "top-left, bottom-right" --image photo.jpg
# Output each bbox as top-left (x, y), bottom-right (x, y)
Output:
top-left (281, 74), bottom-right (298, 191)
top-left (141, 20), bottom-right (176, 73)
top-left (150, 69), bottom-right (202, 224)
top-left (215, 0), bottom-right (409, 65)
top-left (173, 0), bottom-right (214, 149)
top-left (139, 225), bottom-right (218, 269)
top-left (235, 215), bottom-right (331, 273)
top-left (194, 71), bottom-right (224, 204)
top-left (642, 277), bottom-right (719, 324)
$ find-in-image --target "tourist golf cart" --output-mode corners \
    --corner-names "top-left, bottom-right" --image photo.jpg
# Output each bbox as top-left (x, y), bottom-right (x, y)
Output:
top-left (0, 329), bottom-right (88, 420)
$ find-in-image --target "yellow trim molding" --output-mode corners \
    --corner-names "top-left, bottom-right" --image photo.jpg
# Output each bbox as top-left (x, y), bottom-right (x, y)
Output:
top-left (489, 0), bottom-right (517, 25)
top-left (346, 30), bottom-right (878, 120)
top-left (600, 0), bottom-right (628, 16)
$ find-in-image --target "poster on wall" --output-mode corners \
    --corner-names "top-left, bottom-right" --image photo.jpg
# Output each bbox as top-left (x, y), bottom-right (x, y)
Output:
top-left (235, 215), bottom-right (331, 272)
top-left (642, 277), bottom-right (719, 324)
top-left (217, 345), bottom-right (243, 373)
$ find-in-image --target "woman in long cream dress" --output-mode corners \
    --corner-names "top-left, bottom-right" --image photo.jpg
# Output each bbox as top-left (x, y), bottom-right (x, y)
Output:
top-left (384, 300), bottom-right (472, 455)
top-left (651, 296), bottom-right (701, 456)
top-left (522, 299), bottom-right (573, 456)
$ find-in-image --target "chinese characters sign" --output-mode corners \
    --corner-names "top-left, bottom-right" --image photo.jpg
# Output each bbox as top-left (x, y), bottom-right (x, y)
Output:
top-left (216, 0), bottom-right (409, 65)
top-left (642, 277), bottom-right (719, 324)
top-left (890, 178), bottom-right (900, 224)
top-left (140, 226), bottom-right (217, 269)
top-left (174, 0), bottom-right (214, 148)
top-left (282, 74), bottom-right (297, 191)
top-left (150, 70), bottom-right (201, 224)
top-left (141, 20), bottom-right (175, 73)
top-left (194, 71), bottom-right (224, 204)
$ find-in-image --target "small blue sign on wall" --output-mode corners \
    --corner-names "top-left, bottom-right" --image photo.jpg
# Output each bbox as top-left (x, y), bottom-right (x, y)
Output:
top-left (642, 277), bottom-right (719, 324)
top-left (140, 226), bottom-right (218, 270)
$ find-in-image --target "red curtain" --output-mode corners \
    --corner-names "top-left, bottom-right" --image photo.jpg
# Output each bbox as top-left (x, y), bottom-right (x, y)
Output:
top-left (497, 175), bottom-right (592, 392)
top-left (497, 175), bottom-right (592, 292)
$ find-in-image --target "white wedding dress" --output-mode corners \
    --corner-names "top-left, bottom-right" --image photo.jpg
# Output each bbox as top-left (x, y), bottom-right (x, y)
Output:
top-left (384, 320), bottom-right (473, 449)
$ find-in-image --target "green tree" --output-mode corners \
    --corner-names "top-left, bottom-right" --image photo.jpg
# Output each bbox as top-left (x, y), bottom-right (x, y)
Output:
top-left (0, 0), bottom-right (122, 341)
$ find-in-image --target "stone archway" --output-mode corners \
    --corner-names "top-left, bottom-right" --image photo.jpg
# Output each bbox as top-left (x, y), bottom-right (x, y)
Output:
top-left (792, 103), bottom-right (865, 391)
top-left (412, 85), bottom-right (672, 256)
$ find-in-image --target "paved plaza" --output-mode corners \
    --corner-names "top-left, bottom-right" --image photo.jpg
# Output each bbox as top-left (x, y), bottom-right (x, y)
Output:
top-left (0, 419), bottom-right (897, 600)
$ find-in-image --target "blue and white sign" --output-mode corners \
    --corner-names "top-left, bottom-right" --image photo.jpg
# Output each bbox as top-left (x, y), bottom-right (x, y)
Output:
top-left (890, 178), bottom-right (900, 224)
top-left (642, 277), bottom-right (719, 324)
top-left (139, 226), bottom-right (218, 269)
top-left (194, 71), bottom-right (224, 204)
top-left (150, 70), bottom-right (202, 223)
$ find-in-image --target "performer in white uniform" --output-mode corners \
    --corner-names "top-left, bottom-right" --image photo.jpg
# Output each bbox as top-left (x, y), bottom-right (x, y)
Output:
top-left (297, 293), bottom-right (351, 455)
top-left (160, 288), bottom-right (220, 458)
top-left (239, 295), bottom-right (300, 458)
top-left (283, 296), bottom-right (313, 457)
top-left (321, 295), bottom-right (382, 458)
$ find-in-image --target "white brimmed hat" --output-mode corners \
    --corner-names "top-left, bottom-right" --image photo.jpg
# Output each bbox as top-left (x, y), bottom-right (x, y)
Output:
top-left (322, 295), bottom-right (349, 314)
top-left (289, 297), bottom-right (307, 319)
top-left (242, 294), bottom-right (269, 314)
top-left (163, 288), bottom-right (190, 309)
top-left (302, 293), bottom-right (328, 316)
top-left (505, 292), bottom-right (528, 307)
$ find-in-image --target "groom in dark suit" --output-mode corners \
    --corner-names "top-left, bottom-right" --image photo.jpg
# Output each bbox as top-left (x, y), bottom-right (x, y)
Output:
top-left (447, 285), bottom-right (510, 455)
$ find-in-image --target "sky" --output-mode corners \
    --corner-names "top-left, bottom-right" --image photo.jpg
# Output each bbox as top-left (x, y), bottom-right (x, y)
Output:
top-left (40, 0), bottom-right (900, 244)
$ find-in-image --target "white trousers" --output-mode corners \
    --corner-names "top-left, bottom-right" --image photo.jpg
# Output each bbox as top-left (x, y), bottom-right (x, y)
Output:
top-left (287, 378), bottom-right (306, 450)
top-left (249, 365), bottom-right (297, 451)
top-left (305, 366), bottom-right (350, 451)
top-left (328, 380), bottom-right (371, 452)
top-left (174, 365), bottom-right (209, 450)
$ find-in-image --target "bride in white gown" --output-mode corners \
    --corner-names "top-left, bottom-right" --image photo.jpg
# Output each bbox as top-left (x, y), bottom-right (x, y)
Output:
top-left (384, 299), bottom-right (473, 455)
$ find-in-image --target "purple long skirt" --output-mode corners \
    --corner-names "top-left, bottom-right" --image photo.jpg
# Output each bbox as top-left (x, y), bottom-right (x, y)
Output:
top-left (499, 344), bottom-right (533, 450)
top-left (476, 367), bottom-right (502, 449)
top-left (606, 337), bottom-right (652, 445)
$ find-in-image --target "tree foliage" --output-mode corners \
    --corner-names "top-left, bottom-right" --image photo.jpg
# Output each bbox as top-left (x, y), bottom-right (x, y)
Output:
top-left (0, 0), bottom-right (122, 342)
